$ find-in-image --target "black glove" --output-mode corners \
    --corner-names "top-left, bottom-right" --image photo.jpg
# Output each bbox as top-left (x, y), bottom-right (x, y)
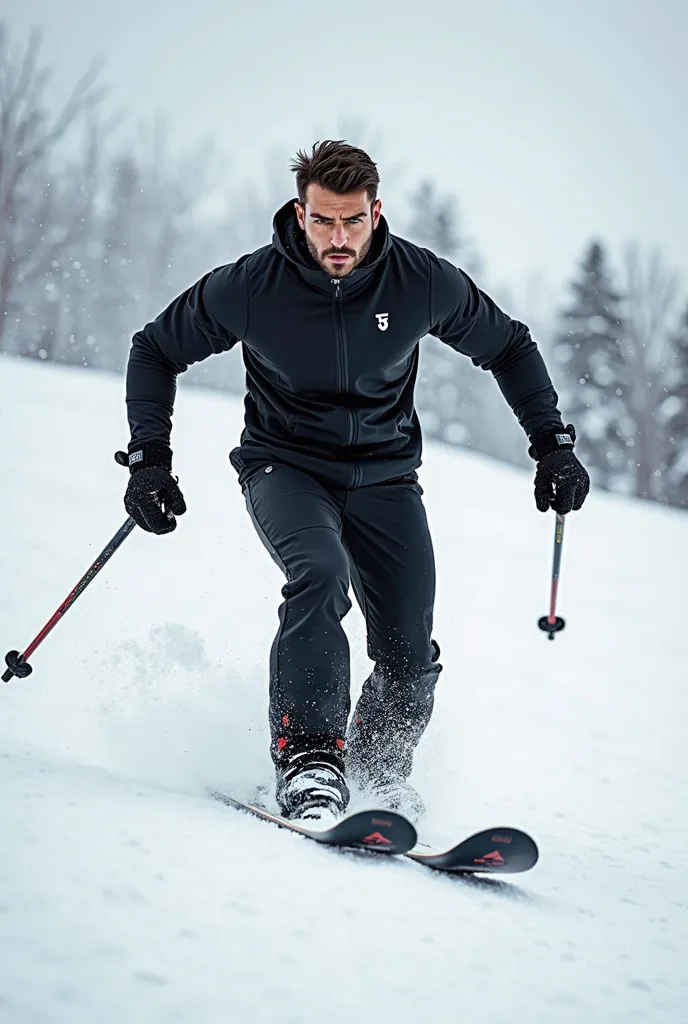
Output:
top-left (116, 442), bottom-right (187, 534)
top-left (528, 425), bottom-right (590, 515)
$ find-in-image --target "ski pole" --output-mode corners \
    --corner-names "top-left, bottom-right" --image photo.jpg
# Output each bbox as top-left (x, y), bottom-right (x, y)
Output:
top-left (538, 512), bottom-right (566, 640)
top-left (3, 516), bottom-right (137, 682)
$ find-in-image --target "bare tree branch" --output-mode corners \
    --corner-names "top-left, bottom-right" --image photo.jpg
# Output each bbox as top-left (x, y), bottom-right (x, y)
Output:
top-left (0, 21), bottom-right (107, 350)
top-left (620, 243), bottom-right (684, 498)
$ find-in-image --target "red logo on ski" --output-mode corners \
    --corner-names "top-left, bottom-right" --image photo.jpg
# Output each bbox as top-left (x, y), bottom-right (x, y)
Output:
top-left (362, 831), bottom-right (392, 846)
top-left (473, 850), bottom-right (505, 865)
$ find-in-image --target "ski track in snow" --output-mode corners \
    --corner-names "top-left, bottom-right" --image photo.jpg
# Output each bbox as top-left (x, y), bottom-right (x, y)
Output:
top-left (1, 355), bottom-right (687, 1023)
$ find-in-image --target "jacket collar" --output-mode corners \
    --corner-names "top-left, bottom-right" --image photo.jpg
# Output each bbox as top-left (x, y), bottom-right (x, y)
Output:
top-left (271, 199), bottom-right (392, 294)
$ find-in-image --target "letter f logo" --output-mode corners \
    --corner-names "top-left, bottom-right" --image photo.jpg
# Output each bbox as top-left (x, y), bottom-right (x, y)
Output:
top-left (376, 313), bottom-right (389, 332)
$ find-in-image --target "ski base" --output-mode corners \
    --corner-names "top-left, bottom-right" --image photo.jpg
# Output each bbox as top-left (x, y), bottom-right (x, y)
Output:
top-left (208, 789), bottom-right (417, 855)
top-left (406, 827), bottom-right (538, 874)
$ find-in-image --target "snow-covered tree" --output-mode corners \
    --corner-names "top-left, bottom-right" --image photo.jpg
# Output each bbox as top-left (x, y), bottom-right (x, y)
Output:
top-left (552, 242), bottom-right (629, 491)
top-left (554, 240), bottom-right (688, 506)
top-left (405, 180), bottom-right (486, 448)
top-left (0, 22), bottom-right (104, 357)
top-left (619, 244), bottom-right (685, 501)
top-left (659, 303), bottom-right (688, 508)
top-left (71, 119), bottom-right (218, 374)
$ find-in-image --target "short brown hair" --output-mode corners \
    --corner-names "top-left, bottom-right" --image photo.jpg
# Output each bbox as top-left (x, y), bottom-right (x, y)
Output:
top-left (290, 140), bottom-right (380, 205)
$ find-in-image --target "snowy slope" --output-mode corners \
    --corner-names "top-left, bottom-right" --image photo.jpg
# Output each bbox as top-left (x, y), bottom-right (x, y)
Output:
top-left (1, 354), bottom-right (687, 1024)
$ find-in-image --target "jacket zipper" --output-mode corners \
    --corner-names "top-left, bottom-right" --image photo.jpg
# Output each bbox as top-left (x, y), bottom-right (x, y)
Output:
top-left (331, 280), bottom-right (356, 451)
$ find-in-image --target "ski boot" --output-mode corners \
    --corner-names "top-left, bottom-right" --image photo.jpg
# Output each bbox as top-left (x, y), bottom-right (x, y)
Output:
top-left (276, 748), bottom-right (350, 829)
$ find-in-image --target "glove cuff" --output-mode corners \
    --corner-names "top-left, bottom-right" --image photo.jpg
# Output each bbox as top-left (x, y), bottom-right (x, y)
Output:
top-left (114, 442), bottom-right (173, 473)
top-left (528, 424), bottom-right (576, 461)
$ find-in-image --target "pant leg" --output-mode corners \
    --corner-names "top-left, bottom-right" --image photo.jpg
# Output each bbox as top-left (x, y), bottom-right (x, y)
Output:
top-left (342, 475), bottom-right (442, 781)
top-left (241, 462), bottom-right (352, 764)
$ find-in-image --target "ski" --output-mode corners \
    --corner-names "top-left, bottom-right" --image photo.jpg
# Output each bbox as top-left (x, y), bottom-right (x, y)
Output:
top-left (406, 826), bottom-right (539, 874)
top-left (208, 789), bottom-right (417, 855)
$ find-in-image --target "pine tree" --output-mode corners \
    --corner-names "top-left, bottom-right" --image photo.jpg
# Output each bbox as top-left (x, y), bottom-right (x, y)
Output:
top-left (86, 121), bottom-right (214, 374)
top-left (553, 242), bottom-right (629, 491)
top-left (662, 304), bottom-right (688, 508)
top-left (89, 155), bottom-right (141, 371)
top-left (406, 180), bottom-right (487, 449)
top-left (619, 244), bottom-right (687, 501)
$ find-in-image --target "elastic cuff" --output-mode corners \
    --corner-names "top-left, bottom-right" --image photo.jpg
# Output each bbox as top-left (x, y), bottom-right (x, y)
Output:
top-left (126, 441), bottom-right (173, 472)
top-left (528, 424), bottom-right (576, 461)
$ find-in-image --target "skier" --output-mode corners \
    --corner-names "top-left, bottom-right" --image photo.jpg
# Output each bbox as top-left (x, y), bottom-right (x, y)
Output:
top-left (121, 140), bottom-right (590, 825)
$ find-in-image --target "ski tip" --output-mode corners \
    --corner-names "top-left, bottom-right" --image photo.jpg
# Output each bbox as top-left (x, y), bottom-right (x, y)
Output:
top-left (207, 790), bottom-right (417, 855)
top-left (407, 826), bottom-right (539, 874)
top-left (467, 827), bottom-right (539, 871)
top-left (327, 808), bottom-right (418, 855)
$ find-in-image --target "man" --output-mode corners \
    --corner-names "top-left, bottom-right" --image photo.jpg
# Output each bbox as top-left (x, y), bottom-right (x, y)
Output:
top-left (122, 140), bottom-right (590, 825)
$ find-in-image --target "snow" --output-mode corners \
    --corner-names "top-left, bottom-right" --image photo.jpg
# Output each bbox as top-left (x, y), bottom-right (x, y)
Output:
top-left (1, 353), bottom-right (687, 1023)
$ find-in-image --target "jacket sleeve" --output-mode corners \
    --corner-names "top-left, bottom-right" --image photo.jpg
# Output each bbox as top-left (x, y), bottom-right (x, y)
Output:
top-left (428, 255), bottom-right (564, 440)
top-left (126, 262), bottom-right (247, 446)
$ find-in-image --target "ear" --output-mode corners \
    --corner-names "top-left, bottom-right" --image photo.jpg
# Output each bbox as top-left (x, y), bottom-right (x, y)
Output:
top-left (294, 201), bottom-right (306, 230)
top-left (371, 199), bottom-right (382, 229)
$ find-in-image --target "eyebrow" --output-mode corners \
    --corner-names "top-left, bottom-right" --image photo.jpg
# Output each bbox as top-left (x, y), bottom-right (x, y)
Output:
top-left (309, 211), bottom-right (368, 222)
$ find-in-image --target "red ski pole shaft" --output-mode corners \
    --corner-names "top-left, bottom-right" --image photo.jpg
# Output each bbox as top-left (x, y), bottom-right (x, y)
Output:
top-left (538, 512), bottom-right (566, 640)
top-left (3, 516), bottom-right (137, 682)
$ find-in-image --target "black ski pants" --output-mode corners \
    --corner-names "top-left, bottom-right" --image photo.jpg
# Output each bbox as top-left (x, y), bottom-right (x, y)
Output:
top-left (240, 461), bottom-right (441, 764)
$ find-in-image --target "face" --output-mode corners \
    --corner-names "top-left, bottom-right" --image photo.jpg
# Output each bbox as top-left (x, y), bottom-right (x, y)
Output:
top-left (295, 183), bottom-right (382, 277)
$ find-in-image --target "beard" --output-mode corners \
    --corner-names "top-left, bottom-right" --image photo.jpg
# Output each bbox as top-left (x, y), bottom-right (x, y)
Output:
top-left (306, 231), bottom-right (374, 277)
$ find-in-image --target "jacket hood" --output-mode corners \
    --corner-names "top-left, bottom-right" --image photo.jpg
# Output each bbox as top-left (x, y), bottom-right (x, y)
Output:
top-left (271, 199), bottom-right (392, 292)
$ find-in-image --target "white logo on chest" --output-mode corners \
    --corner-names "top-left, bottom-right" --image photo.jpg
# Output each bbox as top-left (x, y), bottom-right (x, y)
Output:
top-left (375, 313), bottom-right (389, 332)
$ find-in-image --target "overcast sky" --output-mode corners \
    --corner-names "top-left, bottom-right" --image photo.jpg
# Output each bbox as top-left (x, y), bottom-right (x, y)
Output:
top-left (6, 0), bottom-right (688, 306)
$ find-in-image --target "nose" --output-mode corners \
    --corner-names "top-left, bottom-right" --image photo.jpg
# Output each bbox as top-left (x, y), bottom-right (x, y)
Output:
top-left (331, 225), bottom-right (348, 248)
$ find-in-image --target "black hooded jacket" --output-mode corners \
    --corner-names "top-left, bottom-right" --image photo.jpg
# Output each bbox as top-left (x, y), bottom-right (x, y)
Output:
top-left (126, 200), bottom-right (565, 488)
